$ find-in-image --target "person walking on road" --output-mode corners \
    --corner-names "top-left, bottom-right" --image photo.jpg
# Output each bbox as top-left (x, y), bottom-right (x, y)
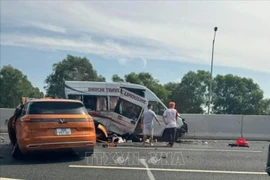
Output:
top-left (163, 102), bottom-right (178, 147)
top-left (141, 104), bottom-right (161, 146)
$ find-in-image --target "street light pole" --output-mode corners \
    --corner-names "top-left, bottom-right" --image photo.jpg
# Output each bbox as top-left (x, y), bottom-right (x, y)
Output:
top-left (208, 27), bottom-right (218, 114)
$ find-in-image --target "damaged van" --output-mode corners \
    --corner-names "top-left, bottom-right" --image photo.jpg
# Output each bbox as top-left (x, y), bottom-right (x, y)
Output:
top-left (64, 81), bottom-right (188, 142)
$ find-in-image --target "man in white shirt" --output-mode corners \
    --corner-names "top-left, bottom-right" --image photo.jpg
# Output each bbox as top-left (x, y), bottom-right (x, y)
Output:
top-left (141, 104), bottom-right (161, 146)
top-left (163, 102), bottom-right (178, 147)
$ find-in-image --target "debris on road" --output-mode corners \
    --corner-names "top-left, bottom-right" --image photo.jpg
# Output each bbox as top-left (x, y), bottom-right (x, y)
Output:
top-left (102, 144), bottom-right (108, 148)
top-left (203, 141), bottom-right (208, 145)
top-left (117, 137), bottom-right (125, 143)
top-left (97, 133), bottom-right (123, 148)
top-left (228, 138), bottom-right (250, 147)
top-left (0, 136), bottom-right (4, 144)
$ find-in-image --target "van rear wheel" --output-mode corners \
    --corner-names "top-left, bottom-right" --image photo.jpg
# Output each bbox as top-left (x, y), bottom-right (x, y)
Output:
top-left (12, 142), bottom-right (23, 159)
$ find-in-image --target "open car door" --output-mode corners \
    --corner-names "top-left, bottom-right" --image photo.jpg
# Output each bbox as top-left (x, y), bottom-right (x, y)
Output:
top-left (108, 88), bottom-right (147, 135)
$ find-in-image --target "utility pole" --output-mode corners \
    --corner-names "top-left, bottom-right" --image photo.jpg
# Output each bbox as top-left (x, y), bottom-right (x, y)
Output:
top-left (208, 27), bottom-right (218, 114)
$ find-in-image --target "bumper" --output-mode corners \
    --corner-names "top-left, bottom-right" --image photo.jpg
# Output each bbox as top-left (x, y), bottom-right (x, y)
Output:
top-left (21, 145), bottom-right (94, 157)
top-left (26, 141), bottom-right (94, 149)
top-left (177, 121), bottom-right (188, 135)
top-left (18, 137), bottom-right (96, 153)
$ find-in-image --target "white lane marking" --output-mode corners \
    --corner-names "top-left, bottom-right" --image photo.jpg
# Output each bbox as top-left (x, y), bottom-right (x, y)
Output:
top-left (69, 165), bottom-right (267, 175)
top-left (111, 146), bottom-right (262, 153)
top-left (0, 178), bottom-right (24, 180)
top-left (139, 159), bottom-right (156, 180)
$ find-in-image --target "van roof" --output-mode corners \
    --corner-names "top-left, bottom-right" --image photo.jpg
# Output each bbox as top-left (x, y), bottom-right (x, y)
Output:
top-left (65, 81), bottom-right (146, 89)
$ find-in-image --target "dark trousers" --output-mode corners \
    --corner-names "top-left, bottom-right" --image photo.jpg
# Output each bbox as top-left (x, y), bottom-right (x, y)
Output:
top-left (167, 127), bottom-right (176, 145)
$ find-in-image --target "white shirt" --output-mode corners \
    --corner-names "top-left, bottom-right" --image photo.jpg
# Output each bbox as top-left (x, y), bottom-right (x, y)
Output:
top-left (163, 108), bottom-right (178, 128)
top-left (143, 110), bottom-right (156, 128)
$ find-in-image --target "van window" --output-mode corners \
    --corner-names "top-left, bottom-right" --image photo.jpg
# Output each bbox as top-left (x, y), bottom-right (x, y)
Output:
top-left (110, 96), bottom-right (119, 110)
top-left (84, 95), bottom-right (96, 110)
top-left (96, 96), bottom-right (107, 111)
top-left (149, 101), bottom-right (166, 116)
top-left (68, 95), bottom-right (82, 101)
top-left (28, 102), bottom-right (88, 114)
top-left (83, 95), bottom-right (107, 111)
top-left (114, 98), bottom-right (142, 121)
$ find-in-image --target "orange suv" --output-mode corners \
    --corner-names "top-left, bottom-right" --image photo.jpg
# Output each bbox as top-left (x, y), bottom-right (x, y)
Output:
top-left (8, 97), bottom-right (96, 158)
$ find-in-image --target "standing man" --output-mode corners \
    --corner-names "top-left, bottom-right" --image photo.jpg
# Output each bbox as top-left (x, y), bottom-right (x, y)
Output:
top-left (163, 102), bottom-right (178, 147)
top-left (141, 104), bottom-right (161, 146)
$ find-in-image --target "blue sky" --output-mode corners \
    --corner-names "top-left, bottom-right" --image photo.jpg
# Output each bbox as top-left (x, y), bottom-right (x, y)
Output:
top-left (1, 1), bottom-right (270, 98)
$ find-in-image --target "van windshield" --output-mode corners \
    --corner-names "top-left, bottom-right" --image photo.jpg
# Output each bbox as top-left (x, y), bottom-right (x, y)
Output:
top-left (28, 102), bottom-right (88, 114)
top-left (149, 101), bottom-right (167, 116)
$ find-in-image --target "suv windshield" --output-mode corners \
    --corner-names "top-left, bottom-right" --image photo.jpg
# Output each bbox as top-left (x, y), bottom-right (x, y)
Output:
top-left (28, 101), bottom-right (88, 114)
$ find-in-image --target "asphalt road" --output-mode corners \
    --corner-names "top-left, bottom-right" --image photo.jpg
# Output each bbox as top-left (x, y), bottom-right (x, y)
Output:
top-left (0, 134), bottom-right (269, 180)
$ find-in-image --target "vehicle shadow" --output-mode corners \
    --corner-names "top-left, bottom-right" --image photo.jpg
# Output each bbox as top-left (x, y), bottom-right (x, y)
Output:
top-left (0, 144), bottom-right (86, 165)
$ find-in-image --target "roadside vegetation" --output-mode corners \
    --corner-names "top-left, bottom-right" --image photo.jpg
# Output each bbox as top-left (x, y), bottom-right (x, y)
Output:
top-left (1, 55), bottom-right (269, 115)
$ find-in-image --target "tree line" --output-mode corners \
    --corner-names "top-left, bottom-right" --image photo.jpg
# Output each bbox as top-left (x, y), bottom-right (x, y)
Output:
top-left (1, 55), bottom-right (269, 115)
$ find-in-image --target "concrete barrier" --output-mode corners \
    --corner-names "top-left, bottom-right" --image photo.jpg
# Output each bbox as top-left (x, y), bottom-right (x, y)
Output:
top-left (242, 115), bottom-right (270, 141)
top-left (0, 108), bottom-right (270, 141)
top-left (181, 114), bottom-right (242, 140)
top-left (0, 108), bottom-right (14, 133)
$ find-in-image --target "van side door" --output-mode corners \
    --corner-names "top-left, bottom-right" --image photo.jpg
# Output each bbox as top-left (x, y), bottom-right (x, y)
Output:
top-left (108, 88), bottom-right (148, 135)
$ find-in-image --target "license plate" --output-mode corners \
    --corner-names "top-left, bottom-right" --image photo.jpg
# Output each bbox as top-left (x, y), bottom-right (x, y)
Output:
top-left (56, 128), bottom-right (71, 136)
